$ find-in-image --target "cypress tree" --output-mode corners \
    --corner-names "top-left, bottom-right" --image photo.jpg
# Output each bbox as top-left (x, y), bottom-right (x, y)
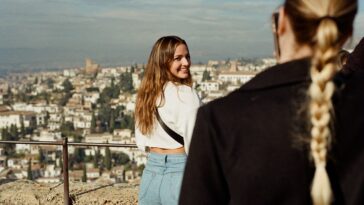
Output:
top-left (104, 146), bottom-right (112, 170)
top-left (82, 164), bottom-right (87, 182)
top-left (27, 159), bottom-right (33, 180)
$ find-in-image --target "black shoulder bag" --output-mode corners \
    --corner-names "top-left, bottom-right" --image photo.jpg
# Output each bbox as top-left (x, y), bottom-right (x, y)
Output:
top-left (155, 109), bottom-right (184, 146)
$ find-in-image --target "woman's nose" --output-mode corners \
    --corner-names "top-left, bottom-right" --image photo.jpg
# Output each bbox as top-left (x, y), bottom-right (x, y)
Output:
top-left (182, 57), bottom-right (190, 66)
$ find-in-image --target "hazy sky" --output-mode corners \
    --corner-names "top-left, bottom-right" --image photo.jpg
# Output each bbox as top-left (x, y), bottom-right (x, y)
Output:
top-left (0, 0), bottom-right (363, 70)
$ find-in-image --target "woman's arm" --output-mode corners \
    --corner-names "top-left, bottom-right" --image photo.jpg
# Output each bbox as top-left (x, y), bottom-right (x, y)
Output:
top-left (135, 127), bottom-right (147, 152)
top-left (179, 106), bottom-right (230, 204)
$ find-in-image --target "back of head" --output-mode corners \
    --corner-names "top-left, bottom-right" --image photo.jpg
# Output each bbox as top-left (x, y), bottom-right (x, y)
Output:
top-left (283, 0), bottom-right (357, 204)
top-left (135, 36), bottom-right (192, 135)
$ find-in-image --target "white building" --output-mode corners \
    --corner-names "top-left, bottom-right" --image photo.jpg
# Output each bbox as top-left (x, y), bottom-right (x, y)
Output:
top-left (15, 141), bottom-right (32, 154)
top-left (218, 71), bottom-right (256, 85)
top-left (132, 73), bottom-right (141, 89)
top-left (85, 133), bottom-right (113, 144)
top-left (199, 81), bottom-right (220, 92)
top-left (63, 69), bottom-right (78, 77)
top-left (84, 92), bottom-right (100, 105)
top-left (0, 111), bottom-right (36, 129)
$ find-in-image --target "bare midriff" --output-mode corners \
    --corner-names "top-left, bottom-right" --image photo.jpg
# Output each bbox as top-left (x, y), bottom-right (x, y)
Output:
top-left (149, 146), bottom-right (185, 154)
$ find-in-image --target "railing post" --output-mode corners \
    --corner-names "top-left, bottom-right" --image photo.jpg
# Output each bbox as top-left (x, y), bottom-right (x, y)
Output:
top-left (62, 137), bottom-right (70, 205)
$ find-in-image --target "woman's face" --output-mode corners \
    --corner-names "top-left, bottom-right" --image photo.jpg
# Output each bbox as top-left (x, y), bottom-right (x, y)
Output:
top-left (169, 44), bottom-right (191, 80)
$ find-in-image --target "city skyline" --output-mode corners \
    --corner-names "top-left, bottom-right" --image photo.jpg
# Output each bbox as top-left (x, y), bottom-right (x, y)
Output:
top-left (0, 0), bottom-right (363, 70)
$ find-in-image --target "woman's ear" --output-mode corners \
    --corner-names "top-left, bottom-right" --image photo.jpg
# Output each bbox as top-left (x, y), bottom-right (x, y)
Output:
top-left (277, 7), bottom-right (286, 36)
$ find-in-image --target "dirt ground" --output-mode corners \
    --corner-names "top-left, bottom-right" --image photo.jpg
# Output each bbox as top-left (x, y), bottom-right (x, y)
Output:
top-left (0, 179), bottom-right (139, 205)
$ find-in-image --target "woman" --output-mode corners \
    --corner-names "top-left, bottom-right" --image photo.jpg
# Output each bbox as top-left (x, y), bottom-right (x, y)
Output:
top-left (135, 36), bottom-right (200, 205)
top-left (180, 1), bottom-right (362, 205)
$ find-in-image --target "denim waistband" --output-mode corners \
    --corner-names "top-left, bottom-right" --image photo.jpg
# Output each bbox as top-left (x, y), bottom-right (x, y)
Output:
top-left (148, 152), bottom-right (187, 162)
top-left (145, 152), bottom-right (187, 174)
top-left (148, 152), bottom-right (187, 159)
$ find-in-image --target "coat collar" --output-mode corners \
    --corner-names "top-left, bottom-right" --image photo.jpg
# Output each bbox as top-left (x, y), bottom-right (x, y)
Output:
top-left (240, 58), bottom-right (311, 91)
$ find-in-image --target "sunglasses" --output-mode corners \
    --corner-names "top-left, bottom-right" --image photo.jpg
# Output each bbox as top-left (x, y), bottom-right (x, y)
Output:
top-left (271, 12), bottom-right (280, 61)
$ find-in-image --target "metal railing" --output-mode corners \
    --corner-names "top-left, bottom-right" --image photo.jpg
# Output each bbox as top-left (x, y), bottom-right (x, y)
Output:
top-left (0, 138), bottom-right (137, 205)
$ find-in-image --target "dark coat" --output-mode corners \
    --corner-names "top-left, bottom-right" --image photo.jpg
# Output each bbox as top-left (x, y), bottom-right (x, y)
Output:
top-left (344, 37), bottom-right (364, 73)
top-left (180, 58), bottom-right (364, 205)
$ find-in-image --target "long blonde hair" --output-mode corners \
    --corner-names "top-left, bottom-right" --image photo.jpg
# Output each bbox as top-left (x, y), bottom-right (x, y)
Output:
top-left (284, 0), bottom-right (357, 204)
top-left (135, 36), bottom-right (192, 135)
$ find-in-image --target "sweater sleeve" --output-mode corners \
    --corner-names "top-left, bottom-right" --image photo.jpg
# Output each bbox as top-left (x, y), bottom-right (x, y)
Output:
top-left (135, 127), bottom-right (147, 152)
top-left (179, 105), bottom-right (230, 204)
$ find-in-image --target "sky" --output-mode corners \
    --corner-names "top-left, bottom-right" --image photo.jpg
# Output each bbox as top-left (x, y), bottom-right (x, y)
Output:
top-left (0, 0), bottom-right (363, 70)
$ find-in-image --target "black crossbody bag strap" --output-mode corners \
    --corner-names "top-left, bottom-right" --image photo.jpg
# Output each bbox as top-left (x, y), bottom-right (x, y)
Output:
top-left (155, 109), bottom-right (184, 146)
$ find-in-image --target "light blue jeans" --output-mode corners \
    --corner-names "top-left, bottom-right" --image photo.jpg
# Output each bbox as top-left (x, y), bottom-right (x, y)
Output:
top-left (138, 152), bottom-right (187, 205)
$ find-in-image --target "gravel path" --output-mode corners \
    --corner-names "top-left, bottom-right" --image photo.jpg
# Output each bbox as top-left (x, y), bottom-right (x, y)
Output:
top-left (0, 179), bottom-right (139, 205)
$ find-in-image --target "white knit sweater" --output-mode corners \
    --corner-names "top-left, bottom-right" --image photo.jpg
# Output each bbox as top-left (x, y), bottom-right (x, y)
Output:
top-left (135, 81), bottom-right (201, 154)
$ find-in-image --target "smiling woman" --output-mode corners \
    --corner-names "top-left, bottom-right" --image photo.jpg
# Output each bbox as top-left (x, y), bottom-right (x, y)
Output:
top-left (134, 36), bottom-right (201, 205)
top-left (169, 44), bottom-right (191, 80)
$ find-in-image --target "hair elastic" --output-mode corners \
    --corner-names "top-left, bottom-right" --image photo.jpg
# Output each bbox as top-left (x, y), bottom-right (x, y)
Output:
top-left (318, 15), bottom-right (337, 23)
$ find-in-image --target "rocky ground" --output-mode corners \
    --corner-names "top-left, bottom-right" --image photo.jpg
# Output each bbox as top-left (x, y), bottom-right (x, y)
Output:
top-left (0, 179), bottom-right (139, 205)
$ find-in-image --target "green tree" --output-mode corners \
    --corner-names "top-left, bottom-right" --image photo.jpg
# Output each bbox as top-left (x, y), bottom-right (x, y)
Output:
top-left (45, 78), bottom-right (55, 89)
top-left (90, 112), bottom-right (96, 133)
top-left (202, 70), bottom-right (211, 81)
top-left (98, 87), bottom-right (113, 105)
top-left (82, 164), bottom-right (87, 182)
top-left (29, 116), bottom-right (37, 132)
top-left (1, 128), bottom-right (16, 156)
top-left (104, 146), bottom-right (112, 170)
top-left (109, 112), bottom-right (115, 133)
top-left (72, 148), bottom-right (85, 164)
top-left (39, 91), bottom-right (50, 104)
top-left (119, 114), bottom-right (135, 130)
top-left (130, 65), bottom-right (135, 73)
top-left (38, 148), bottom-right (45, 164)
top-left (59, 92), bottom-right (72, 106)
top-left (27, 159), bottom-right (33, 180)
top-left (60, 121), bottom-right (75, 138)
top-left (93, 149), bottom-right (100, 168)
top-left (86, 87), bottom-right (99, 92)
top-left (98, 104), bottom-right (112, 128)
top-left (25, 83), bottom-right (33, 93)
top-left (72, 135), bottom-right (85, 164)
top-left (44, 111), bottom-right (50, 127)
top-left (20, 117), bottom-right (25, 137)
top-left (60, 157), bottom-right (63, 173)
top-left (62, 79), bottom-right (74, 92)
top-left (112, 152), bottom-right (130, 165)
top-left (119, 72), bottom-right (133, 92)
top-left (9, 124), bottom-right (19, 141)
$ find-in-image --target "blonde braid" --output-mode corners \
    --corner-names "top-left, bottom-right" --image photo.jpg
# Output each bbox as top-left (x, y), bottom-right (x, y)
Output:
top-left (309, 18), bottom-right (340, 205)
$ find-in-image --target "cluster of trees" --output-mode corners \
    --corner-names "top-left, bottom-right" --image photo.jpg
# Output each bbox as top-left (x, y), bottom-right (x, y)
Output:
top-left (1, 125), bottom-right (21, 156)
top-left (59, 78), bottom-right (74, 106)
top-left (94, 73), bottom-right (135, 133)
top-left (0, 121), bottom-right (37, 157)
top-left (202, 70), bottom-right (212, 81)
top-left (119, 72), bottom-right (134, 93)
top-left (81, 148), bottom-right (132, 182)
top-left (15, 77), bottom-right (54, 104)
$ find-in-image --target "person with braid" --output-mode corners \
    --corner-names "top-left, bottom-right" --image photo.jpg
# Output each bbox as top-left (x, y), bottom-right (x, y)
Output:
top-left (180, 0), bottom-right (362, 205)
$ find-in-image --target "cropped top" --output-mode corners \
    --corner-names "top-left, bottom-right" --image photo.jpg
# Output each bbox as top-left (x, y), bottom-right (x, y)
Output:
top-left (135, 81), bottom-right (201, 154)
